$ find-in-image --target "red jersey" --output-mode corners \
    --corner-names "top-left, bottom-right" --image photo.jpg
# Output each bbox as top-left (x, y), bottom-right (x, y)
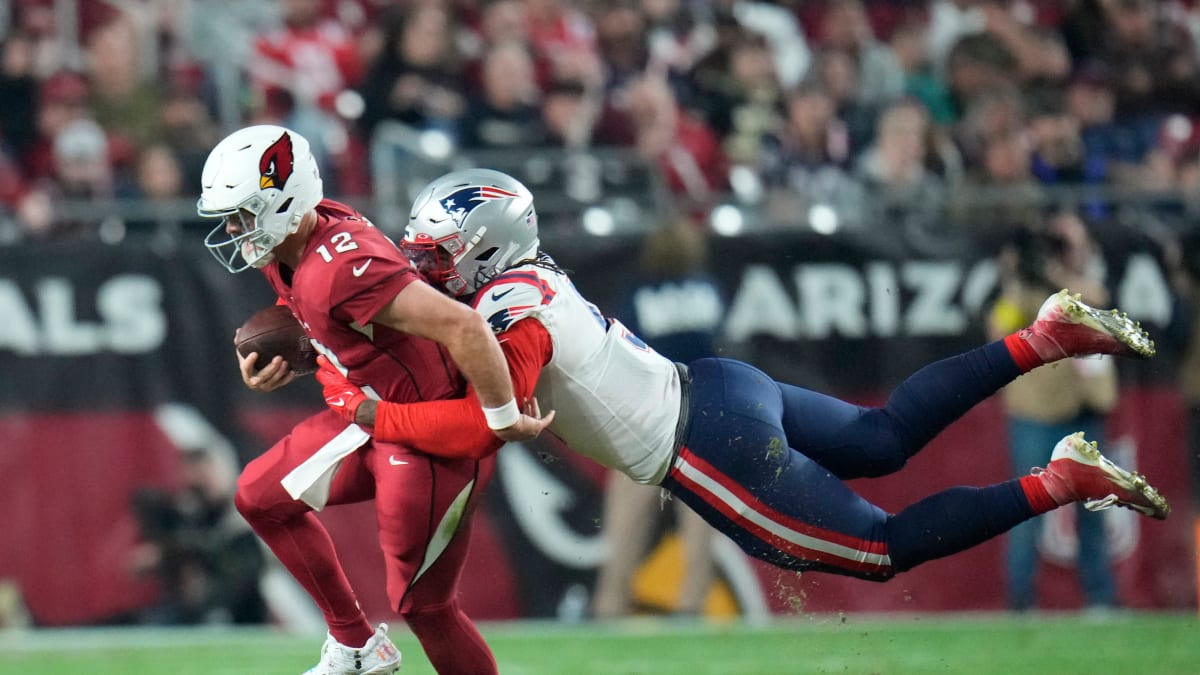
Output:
top-left (263, 199), bottom-right (462, 403)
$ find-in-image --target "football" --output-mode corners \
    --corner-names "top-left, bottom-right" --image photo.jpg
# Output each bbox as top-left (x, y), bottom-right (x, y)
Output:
top-left (234, 305), bottom-right (318, 375)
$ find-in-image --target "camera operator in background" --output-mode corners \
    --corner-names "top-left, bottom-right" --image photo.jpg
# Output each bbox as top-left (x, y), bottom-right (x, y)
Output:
top-left (129, 443), bottom-right (267, 626)
top-left (988, 207), bottom-right (1121, 614)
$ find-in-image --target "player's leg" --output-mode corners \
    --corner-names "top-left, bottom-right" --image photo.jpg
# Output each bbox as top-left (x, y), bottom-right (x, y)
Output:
top-left (592, 471), bottom-right (662, 618)
top-left (673, 499), bottom-right (717, 615)
top-left (670, 360), bottom-right (1167, 579)
top-left (776, 292), bottom-right (1153, 480)
top-left (888, 432), bottom-right (1168, 573)
top-left (234, 411), bottom-right (378, 649)
top-left (667, 358), bottom-right (898, 579)
top-left (1003, 418), bottom-right (1057, 611)
top-left (374, 446), bottom-right (499, 675)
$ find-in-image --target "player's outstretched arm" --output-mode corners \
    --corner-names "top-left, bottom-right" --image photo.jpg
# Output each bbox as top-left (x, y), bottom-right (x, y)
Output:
top-left (372, 279), bottom-right (529, 436)
top-left (317, 318), bottom-right (554, 456)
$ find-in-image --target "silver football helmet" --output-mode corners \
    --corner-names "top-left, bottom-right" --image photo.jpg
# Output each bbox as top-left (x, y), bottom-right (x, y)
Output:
top-left (402, 168), bottom-right (539, 296)
top-left (197, 125), bottom-right (324, 272)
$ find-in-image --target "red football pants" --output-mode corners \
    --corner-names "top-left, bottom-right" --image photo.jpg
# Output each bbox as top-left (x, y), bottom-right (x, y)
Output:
top-left (235, 410), bottom-right (497, 673)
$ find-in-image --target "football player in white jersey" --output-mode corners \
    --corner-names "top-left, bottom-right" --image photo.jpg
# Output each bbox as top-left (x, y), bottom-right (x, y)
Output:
top-left (316, 168), bottom-right (1168, 584)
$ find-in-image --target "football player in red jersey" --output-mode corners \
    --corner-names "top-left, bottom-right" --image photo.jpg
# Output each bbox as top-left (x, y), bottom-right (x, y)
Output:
top-left (197, 128), bottom-right (551, 675)
top-left (317, 168), bottom-right (1169, 597)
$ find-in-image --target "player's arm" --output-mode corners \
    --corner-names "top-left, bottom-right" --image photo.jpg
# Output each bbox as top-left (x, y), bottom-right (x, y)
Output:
top-left (318, 318), bottom-right (553, 458)
top-left (370, 278), bottom-right (542, 439)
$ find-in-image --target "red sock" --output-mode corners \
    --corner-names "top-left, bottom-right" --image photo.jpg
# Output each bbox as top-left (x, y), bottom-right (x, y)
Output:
top-left (1019, 474), bottom-right (1059, 513)
top-left (1004, 331), bottom-right (1044, 372)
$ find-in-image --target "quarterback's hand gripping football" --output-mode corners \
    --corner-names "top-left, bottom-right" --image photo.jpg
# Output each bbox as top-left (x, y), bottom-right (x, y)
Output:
top-left (316, 356), bottom-right (368, 424)
top-left (236, 344), bottom-right (295, 392)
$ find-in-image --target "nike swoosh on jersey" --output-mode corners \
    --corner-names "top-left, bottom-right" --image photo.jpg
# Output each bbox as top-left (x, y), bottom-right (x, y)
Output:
top-left (388, 456), bottom-right (408, 466)
top-left (352, 259), bottom-right (373, 277)
top-left (328, 397), bottom-right (346, 407)
top-left (491, 287), bottom-right (515, 301)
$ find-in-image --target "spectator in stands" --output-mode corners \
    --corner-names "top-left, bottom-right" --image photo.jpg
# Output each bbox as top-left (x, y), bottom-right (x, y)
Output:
top-left (84, 11), bottom-right (164, 171)
top-left (854, 97), bottom-right (949, 234)
top-left (593, 3), bottom-right (651, 92)
top-left (624, 72), bottom-right (728, 210)
top-left (1064, 63), bottom-right (1159, 189)
top-left (807, 47), bottom-right (879, 156)
top-left (944, 31), bottom-right (1022, 125)
top-left (537, 77), bottom-right (606, 149)
top-left (595, 215), bottom-right (723, 620)
top-left (758, 82), bottom-right (861, 226)
top-left (1025, 86), bottom-right (1108, 218)
top-left (158, 87), bottom-right (222, 192)
top-left (642, 0), bottom-right (722, 82)
top-left (524, 0), bottom-right (598, 86)
top-left (1065, 0), bottom-right (1200, 123)
top-left (889, 18), bottom-right (957, 127)
top-left (16, 117), bottom-right (114, 241)
top-left (129, 442), bottom-right (268, 625)
top-left (688, 32), bottom-right (783, 165)
top-left (988, 208), bottom-right (1122, 614)
top-left (814, 0), bottom-right (906, 109)
top-left (358, 4), bottom-right (468, 144)
top-left (460, 40), bottom-right (545, 150)
top-left (950, 87), bottom-right (1042, 231)
top-left (122, 143), bottom-right (195, 235)
top-left (928, 0), bottom-right (1069, 85)
top-left (955, 82), bottom-right (1025, 166)
top-left (25, 70), bottom-right (91, 182)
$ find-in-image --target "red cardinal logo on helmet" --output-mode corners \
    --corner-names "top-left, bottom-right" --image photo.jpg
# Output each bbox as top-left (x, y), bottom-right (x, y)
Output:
top-left (259, 132), bottom-right (295, 191)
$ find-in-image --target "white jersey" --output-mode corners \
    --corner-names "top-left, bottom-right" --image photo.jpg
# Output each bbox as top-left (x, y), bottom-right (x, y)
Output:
top-left (473, 263), bottom-right (683, 484)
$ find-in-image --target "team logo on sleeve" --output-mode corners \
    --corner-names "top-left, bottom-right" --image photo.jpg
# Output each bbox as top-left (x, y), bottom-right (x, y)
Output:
top-left (440, 185), bottom-right (521, 230)
top-left (259, 132), bottom-right (295, 191)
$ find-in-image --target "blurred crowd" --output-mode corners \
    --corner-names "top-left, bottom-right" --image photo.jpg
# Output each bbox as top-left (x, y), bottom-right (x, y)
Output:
top-left (6, 0), bottom-right (1200, 241)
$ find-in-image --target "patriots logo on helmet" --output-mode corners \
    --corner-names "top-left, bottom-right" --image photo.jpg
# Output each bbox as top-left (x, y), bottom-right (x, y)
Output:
top-left (259, 132), bottom-right (295, 191)
top-left (440, 185), bottom-right (521, 230)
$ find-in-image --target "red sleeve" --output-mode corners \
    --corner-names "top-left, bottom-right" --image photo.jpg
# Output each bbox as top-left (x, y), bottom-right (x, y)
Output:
top-left (371, 317), bottom-right (552, 458)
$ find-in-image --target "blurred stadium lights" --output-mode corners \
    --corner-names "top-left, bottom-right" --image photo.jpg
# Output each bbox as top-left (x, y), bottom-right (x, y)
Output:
top-left (711, 204), bottom-right (745, 236)
top-left (418, 129), bottom-right (455, 161)
top-left (808, 203), bottom-right (839, 235)
top-left (581, 207), bottom-right (615, 236)
top-left (334, 89), bottom-right (366, 120)
top-left (729, 164), bottom-right (765, 204)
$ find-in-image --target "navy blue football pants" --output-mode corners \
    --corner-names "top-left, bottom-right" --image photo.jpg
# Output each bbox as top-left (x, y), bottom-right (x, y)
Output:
top-left (661, 342), bottom-right (1038, 581)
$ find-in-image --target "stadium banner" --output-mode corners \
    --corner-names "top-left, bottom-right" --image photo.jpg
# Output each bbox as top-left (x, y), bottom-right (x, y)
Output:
top-left (0, 230), bottom-right (1193, 628)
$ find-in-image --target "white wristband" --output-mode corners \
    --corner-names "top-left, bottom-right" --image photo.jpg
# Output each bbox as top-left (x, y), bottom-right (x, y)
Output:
top-left (482, 399), bottom-right (520, 430)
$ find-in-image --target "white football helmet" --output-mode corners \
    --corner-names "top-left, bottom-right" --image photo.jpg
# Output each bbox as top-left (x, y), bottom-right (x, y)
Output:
top-left (197, 125), bottom-right (323, 272)
top-left (402, 168), bottom-right (539, 296)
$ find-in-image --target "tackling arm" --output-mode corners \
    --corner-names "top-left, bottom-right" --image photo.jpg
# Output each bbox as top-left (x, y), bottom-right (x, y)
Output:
top-left (371, 279), bottom-right (536, 436)
top-left (322, 318), bottom-right (553, 459)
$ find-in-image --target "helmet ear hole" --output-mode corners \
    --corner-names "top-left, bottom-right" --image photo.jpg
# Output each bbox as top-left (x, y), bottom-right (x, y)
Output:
top-left (474, 246), bottom-right (499, 261)
top-left (275, 197), bottom-right (294, 214)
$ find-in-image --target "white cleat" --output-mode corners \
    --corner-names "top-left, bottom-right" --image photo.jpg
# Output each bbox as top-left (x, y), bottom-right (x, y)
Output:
top-left (1022, 289), bottom-right (1155, 360)
top-left (303, 623), bottom-right (402, 675)
top-left (1035, 432), bottom-right (1169, 520)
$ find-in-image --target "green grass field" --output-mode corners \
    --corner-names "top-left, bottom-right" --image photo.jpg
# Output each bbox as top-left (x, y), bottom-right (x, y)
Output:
top-left (0, 612), bottom-right (1196, 674)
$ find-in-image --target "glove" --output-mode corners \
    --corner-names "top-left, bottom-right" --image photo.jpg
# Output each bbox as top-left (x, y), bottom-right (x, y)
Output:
top-left (315, 356), bottom-right (368, 424)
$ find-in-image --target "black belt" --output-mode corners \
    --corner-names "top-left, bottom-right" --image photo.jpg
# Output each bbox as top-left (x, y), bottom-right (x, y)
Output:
top-left (669, 361), bottom-right (692, 472)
